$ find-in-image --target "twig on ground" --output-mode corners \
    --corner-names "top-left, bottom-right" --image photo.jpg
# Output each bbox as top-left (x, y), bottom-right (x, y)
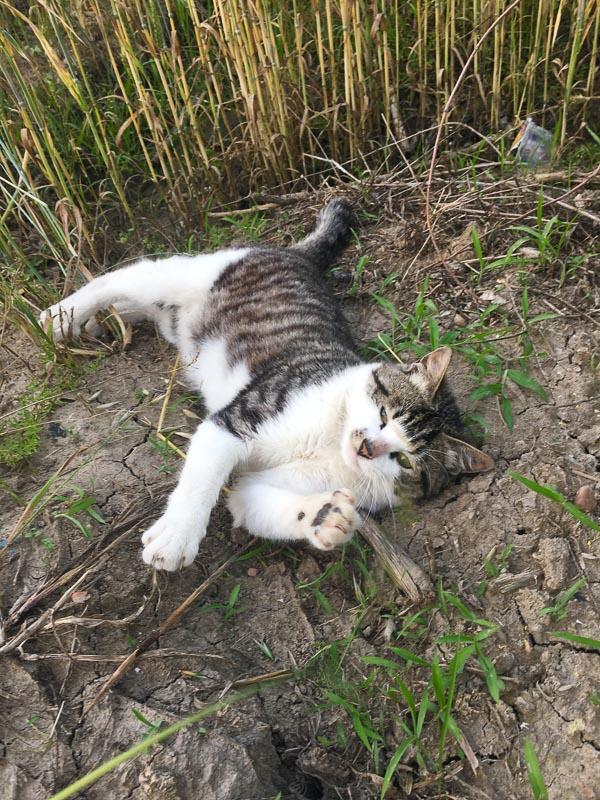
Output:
top-left (18, 648), bottom-right (226, 663)
top-left (4, 502), bottom-right (165, 630)
top-left (0, 561), bottom-right (106, 655)
top-left (83, 538), bottom-right (257, 715)
top-left (359, 518), bottom-right (433, 602)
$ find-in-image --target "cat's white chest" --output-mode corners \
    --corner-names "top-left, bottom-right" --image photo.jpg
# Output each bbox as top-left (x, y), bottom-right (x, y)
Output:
top-left (241, 372), bottom-right (397, 512)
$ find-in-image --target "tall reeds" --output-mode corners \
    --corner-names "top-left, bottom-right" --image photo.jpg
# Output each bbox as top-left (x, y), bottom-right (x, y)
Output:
top-left (0, 0), bottom-right (597, 259)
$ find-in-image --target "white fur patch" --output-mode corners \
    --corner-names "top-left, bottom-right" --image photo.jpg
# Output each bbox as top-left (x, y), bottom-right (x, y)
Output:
top-left (236, 364), bottom-right (398, 514)
top-left (184, 338), bottom-right (250, 411)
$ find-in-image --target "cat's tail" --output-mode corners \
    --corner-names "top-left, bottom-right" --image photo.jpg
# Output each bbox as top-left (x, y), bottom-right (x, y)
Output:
top-left (291, 197), bottom-right (355, 269)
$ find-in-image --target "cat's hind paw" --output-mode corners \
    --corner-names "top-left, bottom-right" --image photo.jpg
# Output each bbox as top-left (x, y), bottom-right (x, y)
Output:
top-left (39, 302), bottom-right (82, 341)
top-left (141, 514), bottom-right (201, 571)
top-left (302, 488), bottom-right (361, 551)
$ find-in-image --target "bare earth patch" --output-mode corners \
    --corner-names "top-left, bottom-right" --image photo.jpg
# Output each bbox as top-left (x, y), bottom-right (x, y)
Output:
top-left (1, 194), bottom-right (599, 800)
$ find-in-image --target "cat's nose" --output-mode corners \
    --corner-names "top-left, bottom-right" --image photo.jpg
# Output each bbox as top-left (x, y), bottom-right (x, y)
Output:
top-left (357, 438), bottom-right (374, 459)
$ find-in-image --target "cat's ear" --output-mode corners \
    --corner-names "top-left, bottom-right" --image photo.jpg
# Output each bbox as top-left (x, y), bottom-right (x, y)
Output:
top-left (413, 347), bottom-right (452, 397)
top-left (444, 434), bottom-right (495, 474)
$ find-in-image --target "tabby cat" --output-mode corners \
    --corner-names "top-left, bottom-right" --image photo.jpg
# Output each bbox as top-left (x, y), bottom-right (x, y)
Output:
top-left (40, 199), bottom-right (493, 570)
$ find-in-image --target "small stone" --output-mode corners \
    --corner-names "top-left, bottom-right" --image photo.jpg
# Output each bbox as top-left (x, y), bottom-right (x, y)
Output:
top-left (518, 246), bottom-right (540, 259)
top-left (453, 312), bottom-right (466, 327)
top-left (247, 567), bottom-right (258, 577)
top-left (48, 422), bottom-right (67, 439)
top-left (481, 289), bottom-right (508, 305)
top-left (574, 485), bottom-right (596, 514)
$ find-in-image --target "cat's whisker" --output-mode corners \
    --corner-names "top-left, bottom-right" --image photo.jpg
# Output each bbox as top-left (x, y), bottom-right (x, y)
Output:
top-left (355, 476), bottom-right (372, 512)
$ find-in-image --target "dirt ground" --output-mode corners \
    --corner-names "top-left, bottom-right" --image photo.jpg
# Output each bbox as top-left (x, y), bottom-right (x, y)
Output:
top-left (1, 186), bottom-right (599, 800)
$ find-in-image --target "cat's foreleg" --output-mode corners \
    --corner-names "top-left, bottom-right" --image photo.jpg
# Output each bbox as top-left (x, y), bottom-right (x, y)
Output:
top-left (142, 419), bottom-right (247, 570)
top-left (227, 476), bottom-right (362, 550)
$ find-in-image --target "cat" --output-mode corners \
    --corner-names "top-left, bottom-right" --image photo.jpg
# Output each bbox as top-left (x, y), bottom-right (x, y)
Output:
top-left (39, 198), bottom-right (494, 571)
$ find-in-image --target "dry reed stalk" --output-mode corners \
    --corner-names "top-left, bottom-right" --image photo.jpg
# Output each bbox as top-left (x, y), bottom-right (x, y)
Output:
top-left (359, 519), bottom-right (433, 602)
top-left (112, 11), bottom-right (178, 195)
top-left (0, 0), bottom-right (598, 298)
top-left (4, 495), bottom-right (172, 630)
top-left (587, 0), bottom-right (600, 96)
top-left (20, 648), bottom-right (226, 663)
top-left (425, 0), bottom-right (525, 219)
top-left (561, 0), bottom-right (586, 144)
top-left (324, 0), bottom-right (340, 160)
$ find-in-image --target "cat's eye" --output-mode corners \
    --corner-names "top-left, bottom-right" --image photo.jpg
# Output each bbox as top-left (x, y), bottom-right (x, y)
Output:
top-left (391, 451), bottom-right (412, 469)
top-left (379, 406), bottom-right (388, 428)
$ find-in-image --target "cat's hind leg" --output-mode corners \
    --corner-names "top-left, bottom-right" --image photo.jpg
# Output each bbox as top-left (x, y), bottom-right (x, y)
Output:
top-left (39, 249), bottom-right (249, 341)
top-left (227, 473), bottom-right (362, 550)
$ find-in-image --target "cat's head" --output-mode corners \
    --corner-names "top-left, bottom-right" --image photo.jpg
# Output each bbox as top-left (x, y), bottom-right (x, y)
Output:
top-left (342, 347), bottom-right (494, 500)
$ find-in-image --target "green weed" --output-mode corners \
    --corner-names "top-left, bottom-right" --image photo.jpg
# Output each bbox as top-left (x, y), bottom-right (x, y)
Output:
top-left (235, 542), bottom-right (271, 562)
top-left (53, 488), bottom-right (106, 540)
top-left (511, 215), bottom-right (575, 269)
top-left (0, 371), bottom-right (79, 466)
top-left (540, 578), bottom-right (587, 621)
top-left (254, 639), bottom-right (275, 661)
top-left (523, 738), bottom-right (548, 800)
top-left (223, 583), bottom-right (242, 621)
top-left (476, 544), bottom-right (514, 596)
top-left (348, 255), bottom-right (371, 296)
top-left (221, 212), bottom-right (269, 244)
top-left (148, 435), bottom-right (178, 474)
top-left (24, 527), bottom-right (56, 553)
top-left (132, 708), bottom-right (164, 741)
top-left (548, 632), bottom-right (600, 651)
top-left (202, 582), bottom-right (243, 623)
top-left (307, 583), bottom-right (504, 794)
top-left (297, 562), bottom-right (343, 614)
top-left (511, 473), bottom-right (600, 533)
top-left (370, 279), bottom-right (550, 431)
top-left (469, 228), bottom-right (531, 282)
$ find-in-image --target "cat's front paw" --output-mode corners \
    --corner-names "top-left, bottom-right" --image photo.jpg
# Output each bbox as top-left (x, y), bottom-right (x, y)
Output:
top-left (141, 514), bottom-right (201, 571)
top-left (302, 489), bottom-right (361, 551)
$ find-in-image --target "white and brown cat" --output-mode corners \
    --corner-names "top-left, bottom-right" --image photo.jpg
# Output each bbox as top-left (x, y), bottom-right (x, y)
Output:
top-left (40, 199), bottom-right (493, 571)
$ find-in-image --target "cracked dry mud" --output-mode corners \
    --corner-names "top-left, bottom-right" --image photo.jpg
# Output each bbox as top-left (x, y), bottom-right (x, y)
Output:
top-left (1, 240), bottom-right (599, 800)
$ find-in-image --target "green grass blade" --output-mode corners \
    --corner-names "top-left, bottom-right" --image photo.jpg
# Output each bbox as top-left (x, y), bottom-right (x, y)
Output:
top-left (48, 676), bottom-right (293, 800)
top-left (380, 735), bottom-right (416, 798)
top-left (549, 632), bottom-right (600, 651)
top-left (523, 738), bottom-right (548, 800)
top-left (506, 369), bottom-right (549, 401)
top-left (388, 646), bottom-right (430, 667)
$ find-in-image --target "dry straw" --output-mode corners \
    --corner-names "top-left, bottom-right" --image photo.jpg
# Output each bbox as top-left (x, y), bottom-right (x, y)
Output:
top-left (0, 0), bottom-right (597, 280)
